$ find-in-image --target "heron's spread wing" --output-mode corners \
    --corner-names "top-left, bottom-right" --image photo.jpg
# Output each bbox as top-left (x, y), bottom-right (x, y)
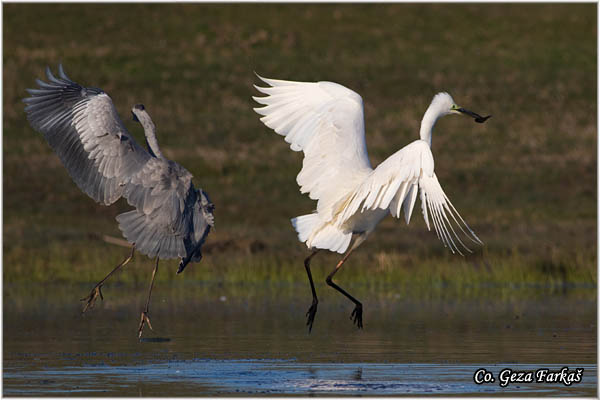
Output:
top-left (118, 157), bottom-right (214, 260)
top-left (124, 158), bottom-right (194, 228)
top-left (125, 158), bottom-right (214, 246)
top-left (253, 76), bottom-right (373, 218)
top-left (23, 65), bottom-right (151, 205)
top-left (335, 140), bottom-right (482, 254)
top-left (117, 181), bottom-right (214, 262)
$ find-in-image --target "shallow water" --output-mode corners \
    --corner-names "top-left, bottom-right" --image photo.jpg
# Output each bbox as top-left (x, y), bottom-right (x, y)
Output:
top-left (3, 283), bottom-right (596, 396)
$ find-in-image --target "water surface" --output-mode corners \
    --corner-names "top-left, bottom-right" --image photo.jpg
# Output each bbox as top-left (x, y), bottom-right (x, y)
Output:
top-left (3, 283), bottom-right (596, 396)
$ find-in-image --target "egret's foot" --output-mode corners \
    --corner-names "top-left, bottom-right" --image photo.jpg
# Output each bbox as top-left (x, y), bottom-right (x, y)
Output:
top-left (350, 304), bottom-right (363, 329)
top-left (305, 301), bottom-right (318, 333)
top-left (80, 285), bottom-right (104, 314)
top-left (138, 311), bottom-right (153, 338)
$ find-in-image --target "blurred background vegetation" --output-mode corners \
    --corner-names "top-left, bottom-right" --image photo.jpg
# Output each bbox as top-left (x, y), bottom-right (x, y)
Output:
top-left (3, 4), bottom-right (596, 298)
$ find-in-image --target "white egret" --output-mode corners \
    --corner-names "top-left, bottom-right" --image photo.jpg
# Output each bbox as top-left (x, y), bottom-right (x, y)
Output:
top-left (253, 76), bottom-right (489, 332)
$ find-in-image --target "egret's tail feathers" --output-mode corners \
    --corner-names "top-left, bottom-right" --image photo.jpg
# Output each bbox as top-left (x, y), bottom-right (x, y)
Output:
top-left (291, 213), bottom-right (320, 243)
top-left (292, 213), bottom-right (352, 254)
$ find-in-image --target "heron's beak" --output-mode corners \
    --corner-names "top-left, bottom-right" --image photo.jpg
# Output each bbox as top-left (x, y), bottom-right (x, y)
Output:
top-left (455, 105), bottom-right (491, 123)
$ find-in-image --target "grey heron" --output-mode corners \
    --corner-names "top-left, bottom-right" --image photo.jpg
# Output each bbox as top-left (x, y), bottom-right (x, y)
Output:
top-left (253, 75), bottom-right (488, 332)
top-left (24, 65), bottom-right (214, 338)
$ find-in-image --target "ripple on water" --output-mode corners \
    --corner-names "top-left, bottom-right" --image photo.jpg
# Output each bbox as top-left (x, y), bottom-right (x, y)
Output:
top-left (3, 360), bottom-right (597, 396)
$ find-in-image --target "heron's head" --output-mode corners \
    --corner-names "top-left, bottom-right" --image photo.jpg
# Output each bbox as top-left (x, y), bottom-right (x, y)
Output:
top-left (432, 92), bottom-right (491, 123)
top-left (131, 103), bottom-right (146, 123)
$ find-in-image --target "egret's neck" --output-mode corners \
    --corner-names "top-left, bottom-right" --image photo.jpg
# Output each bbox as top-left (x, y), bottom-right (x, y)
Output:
top-left (419, 106), bottom-right (441, 148)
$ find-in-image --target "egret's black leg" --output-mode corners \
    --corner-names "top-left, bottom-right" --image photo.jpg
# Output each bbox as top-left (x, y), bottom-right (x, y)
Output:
top-left (81, 246), bottom-right (135, 313)
top-left (138, 256), bottom-right (159, 338)
top-left (304, 250), bottom-right (320, 333)
top-left (325, 244), bottom-right (363, 329)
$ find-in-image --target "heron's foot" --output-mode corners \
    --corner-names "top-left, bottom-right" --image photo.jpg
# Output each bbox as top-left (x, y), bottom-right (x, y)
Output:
top-left (138, 311), bottom-right (153, 338)
top-left (80, 285), bottom-right (104, 314)
top-left (305, 300), bottom-right (318, 333)
top-left (350, 304), bottom-right (363, 329)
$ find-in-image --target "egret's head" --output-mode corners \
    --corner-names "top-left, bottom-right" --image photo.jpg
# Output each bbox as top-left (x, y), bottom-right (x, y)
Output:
top-left (431, 92), bottom-right (491, 123)
top-left (430, 92), bottom-right (458, 116)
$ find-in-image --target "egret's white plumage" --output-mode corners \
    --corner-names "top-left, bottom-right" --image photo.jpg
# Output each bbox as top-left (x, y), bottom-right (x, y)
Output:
top-left (254, 76), bottom-right (483, 256)
top-left (254, 76), bottom-right (488, 332)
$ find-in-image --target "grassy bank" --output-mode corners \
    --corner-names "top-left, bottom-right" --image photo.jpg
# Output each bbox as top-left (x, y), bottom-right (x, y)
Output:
top-left (3, 236), bottom-right (595, 299)
top-left (3, 4), bottom-right (596, 292)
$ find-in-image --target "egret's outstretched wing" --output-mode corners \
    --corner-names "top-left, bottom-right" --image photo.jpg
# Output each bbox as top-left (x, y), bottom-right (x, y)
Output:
top-left (418, 173), bottom-right (482, 255)
top-left (23, 65), bottom-right (151, 205)
top-left (335, 140), bottom-right (482, 254)
top-left (253, 76), bottom-right (373, 217)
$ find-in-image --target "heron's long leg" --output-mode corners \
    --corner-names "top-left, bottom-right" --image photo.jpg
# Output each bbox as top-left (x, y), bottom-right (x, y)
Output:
top-left (138, 256), bottom-right (159, 338)
top-left (304, 250), bottom-right (320, 333)
top-left (81, 246), bottom-right (135, 313)
top-left (325, 235), bottom-right (367, 329)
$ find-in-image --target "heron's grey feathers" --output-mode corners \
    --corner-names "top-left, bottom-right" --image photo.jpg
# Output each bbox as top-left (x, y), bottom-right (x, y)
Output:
top-left (124, 158), bottom-right (193, 218)
top-left (114, 128), bottom-right (214, 262)
top-left (120, 157), bottom-right (214, 261)
top-left (23, 65), bottom-right (151, 205)
top-left (180, 188), bottom-right (214, 271)
top-left (117, 187), bottom-right (213, 261)
top-left (117, 210), bottom-right (186, 259)
top-left (24, 65), bottom-right (214, 264)
top-left (253, 76), bottom-right (372, 220)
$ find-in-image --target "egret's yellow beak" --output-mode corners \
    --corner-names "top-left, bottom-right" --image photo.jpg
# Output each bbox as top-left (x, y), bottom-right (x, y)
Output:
top-left (450, 104), bottom-right (461, 114)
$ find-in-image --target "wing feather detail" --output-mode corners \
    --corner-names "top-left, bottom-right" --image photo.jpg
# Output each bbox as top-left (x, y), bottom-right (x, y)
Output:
top-left (330, 139), bottom-right (482, 254)
top-left (419, 174), bottom-right (483, 255)
top-left (333, 140), bottom-right (429, 226)
top-left (119, 157), bottom-right (214, 264)
top-left (253, 75), bottom-right (373, 219)
top-left (24, 65), bottom-right (215, 265)
top-left (23, 65), bottom-right (150, 205)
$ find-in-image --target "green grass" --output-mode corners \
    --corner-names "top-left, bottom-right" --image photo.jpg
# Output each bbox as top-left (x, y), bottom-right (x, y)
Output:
top-left (3, 4), bottom-right (596, 295)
